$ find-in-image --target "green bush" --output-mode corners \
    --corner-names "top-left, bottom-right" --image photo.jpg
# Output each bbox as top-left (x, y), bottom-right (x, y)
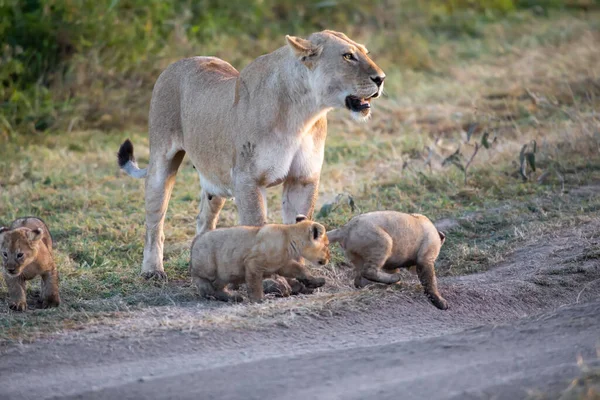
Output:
top-left (0, 0), bottom-right (570, 135)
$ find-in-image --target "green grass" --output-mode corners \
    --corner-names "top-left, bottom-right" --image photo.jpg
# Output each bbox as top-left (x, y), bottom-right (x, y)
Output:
top-left (1, 10), bottom-right (599, 343)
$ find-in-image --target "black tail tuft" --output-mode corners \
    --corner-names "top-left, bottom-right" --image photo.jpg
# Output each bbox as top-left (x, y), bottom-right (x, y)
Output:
top-left (117, 139), bottom-right (135, 168)
top-left (438, 230), bottom-right (446, 245)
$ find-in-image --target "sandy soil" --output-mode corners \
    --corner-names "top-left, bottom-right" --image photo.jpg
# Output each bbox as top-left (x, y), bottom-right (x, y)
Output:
top-left (0, 217), bottom-right (599, 400)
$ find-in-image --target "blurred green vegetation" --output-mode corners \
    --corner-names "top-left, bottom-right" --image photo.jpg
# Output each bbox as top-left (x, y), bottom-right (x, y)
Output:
top-left (0, 0), bottom-right (594, 135)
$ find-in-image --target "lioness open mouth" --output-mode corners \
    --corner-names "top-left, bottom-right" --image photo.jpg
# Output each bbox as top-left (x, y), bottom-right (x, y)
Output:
top-left (345, 93), bottom-right (379, 116)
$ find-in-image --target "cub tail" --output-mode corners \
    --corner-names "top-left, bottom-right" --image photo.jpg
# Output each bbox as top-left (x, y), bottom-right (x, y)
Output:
top-left (326, 228), bottom-right (344, 244)
top-left (438, 230), bottom-right (446, 245)
top-left (117, 139), bottom-right (147, 179)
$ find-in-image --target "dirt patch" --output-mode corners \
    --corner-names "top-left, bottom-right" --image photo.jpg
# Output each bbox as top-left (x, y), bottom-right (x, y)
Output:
top-left (0, 216), bottom-right (599, 399)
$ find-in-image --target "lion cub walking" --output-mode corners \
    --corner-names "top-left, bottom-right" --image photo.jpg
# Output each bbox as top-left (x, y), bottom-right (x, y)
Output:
top-left (328, 211), bottom-right (448, 310)
top-left (0, 217), bottom-right (60, 311)
top-left (190, 216), bottom-right (330, 302)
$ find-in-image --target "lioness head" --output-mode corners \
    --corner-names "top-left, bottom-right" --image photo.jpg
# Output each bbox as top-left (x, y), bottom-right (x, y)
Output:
top-left (294, 219), bottom-right (330, 266)
top-left (0, 227), bottom-right (43, 276)
top-left (286, 30), bottom-right (385, 121)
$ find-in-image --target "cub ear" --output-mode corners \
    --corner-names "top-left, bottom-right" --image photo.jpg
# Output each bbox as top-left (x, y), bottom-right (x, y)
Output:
top-left (27, 228), bottom-right (43, 242)
top-left (295, 214), bottom-right (308, 223)
top-left (0, 227), bottom-right (8, 234)
top-left (311, 224), bottom-right (325, 241)
top-left (285, 35), bottom-right (323, 62)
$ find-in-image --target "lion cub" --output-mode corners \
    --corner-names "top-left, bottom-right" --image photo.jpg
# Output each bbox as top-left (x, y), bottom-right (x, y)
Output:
top-left (190, 215), bottom-right (330, 302)
top-left (0, 217), bottom-right (60, 311)
top-left (328, 211), bottom-right (448, 310)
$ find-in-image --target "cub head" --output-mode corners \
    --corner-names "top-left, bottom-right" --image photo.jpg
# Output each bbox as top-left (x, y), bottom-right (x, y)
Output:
top-left (286, 30), bottom-right (385, 121)
top-left (0, 227), bottom-right (43, 277)
top-left (295, 218), bottom-right (330, 266)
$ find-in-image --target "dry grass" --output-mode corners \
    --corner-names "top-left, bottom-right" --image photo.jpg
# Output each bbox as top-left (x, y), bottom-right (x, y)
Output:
top-left (1, 11), bottom-right (600, 344)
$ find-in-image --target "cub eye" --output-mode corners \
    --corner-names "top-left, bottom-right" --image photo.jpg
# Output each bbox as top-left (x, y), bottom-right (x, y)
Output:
top-left (16, 253), bottom-right (24, 259)
top-left (1, 252), bottom-right (7, 259)
top-left (343, 53), bottom-right (355, 61)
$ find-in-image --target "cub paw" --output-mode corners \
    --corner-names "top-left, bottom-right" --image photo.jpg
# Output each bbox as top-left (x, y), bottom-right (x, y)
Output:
top-left (299, 276), bottom-right (326, 289)
top-left (9, 302), bottom-right (27, 312)
top-left (41, 296), bottom-right (61, 309)
top-left (263, 278), bottom-right (292, 297)
top-left (429, 295), bottom-right (449, 310)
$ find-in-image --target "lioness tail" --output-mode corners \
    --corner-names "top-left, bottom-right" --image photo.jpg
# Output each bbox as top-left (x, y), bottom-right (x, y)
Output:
top-left (117, 139), bottom-right (147, 179)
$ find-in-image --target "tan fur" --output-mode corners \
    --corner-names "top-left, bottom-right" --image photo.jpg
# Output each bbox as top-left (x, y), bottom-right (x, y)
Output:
top-left (0, 217), bottom-right (59, 311)
top-left (190, 219), bottom-right (330, 302)
top-left (117, 30), bottom-right (385, 279)
top-left (328, 211), bottom-right (448, 310)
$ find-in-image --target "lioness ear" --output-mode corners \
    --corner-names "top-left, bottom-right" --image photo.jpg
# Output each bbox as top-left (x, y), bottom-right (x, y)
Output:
top-left (311, 224), bottom-right (325, 241)
top-left (286, 35), bottom-right (322, 62)
top-left (27, 228), bottom-right (43, 242)
top-left (295, 214), bottom-right (307, 223)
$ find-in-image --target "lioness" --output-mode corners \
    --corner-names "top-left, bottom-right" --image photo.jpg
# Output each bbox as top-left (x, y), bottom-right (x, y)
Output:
top-left (327, 211), bottom-right (448, 310)
top-left (0, 217), bottom-right (60, 311)
top-left (190, 215), bottom-right (329, 302)
top-left (117, 30), bottom-right (385, 279)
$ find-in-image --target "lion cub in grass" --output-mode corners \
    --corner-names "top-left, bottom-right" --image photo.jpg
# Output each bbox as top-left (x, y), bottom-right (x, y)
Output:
top-left (190, 215), bottom-right (330, 302)
top-left (328, 211), bottom-right (448, 310)
top-left (0, 217), bottom-right (60, 311)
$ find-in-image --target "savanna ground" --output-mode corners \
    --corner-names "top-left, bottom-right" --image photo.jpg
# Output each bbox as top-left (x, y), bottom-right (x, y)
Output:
top-left (1, 4), bottom-right (600, 398)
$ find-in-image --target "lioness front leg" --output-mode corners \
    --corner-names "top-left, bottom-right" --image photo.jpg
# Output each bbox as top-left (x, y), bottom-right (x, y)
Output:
top-left (279, 260), bottom-right (325, 289)
top-left (5, 274), bottom-right (27, 312)
top-left (196, 189), bottom-right (226, 235)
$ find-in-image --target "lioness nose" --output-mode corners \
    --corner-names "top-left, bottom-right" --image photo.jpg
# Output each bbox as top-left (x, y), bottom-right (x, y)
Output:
top-left (371, 75), bottom-right (385, 87)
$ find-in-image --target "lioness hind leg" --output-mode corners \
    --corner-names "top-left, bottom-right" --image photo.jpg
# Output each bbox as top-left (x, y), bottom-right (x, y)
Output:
top-left (142, 151), bottom-right (186, 280)
top-left (416, 261), bottom-right (448, 310)
top-left (196, 189), bottom-right (226, 236)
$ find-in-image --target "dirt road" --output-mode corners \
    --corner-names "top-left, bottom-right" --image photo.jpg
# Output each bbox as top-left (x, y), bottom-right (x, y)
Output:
top-left (1, 220), bottom-right (599, 400)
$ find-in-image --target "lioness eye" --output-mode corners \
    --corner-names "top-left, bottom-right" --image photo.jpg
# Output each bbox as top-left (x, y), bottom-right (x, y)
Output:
top-left (343, 53), bottom-right (355, 61)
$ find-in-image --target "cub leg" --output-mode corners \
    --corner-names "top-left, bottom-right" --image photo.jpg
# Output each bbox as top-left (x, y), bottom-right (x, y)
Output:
top-left (5, 274), bottom-right (27, 311)
top-left (278, 260), bottom-right (325, 289)
top-left (244, 264), bottom-right (265, 303)
top-left (281, 177), bottom-right (320, 294)
top-left (41, 267), bottom-right (60, 308)
top-left (357, 233), bottom-right (402, 285)
top-left (142, 151), bottom-right (185, 280)
top-left (196, 189), bottom-right (226, 235)
top-left (212, 281), bottom-right (244, 303)
top-left (416, 261), bottom-right (448, 310)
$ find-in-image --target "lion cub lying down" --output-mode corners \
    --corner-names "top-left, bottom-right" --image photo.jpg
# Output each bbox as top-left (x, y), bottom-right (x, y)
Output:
top-left (0, 217), bottom-right (60, 311)
top-left (190, 216), bottom-right (329, 302)
top-left (327, 211), bottom-right (448, 310)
